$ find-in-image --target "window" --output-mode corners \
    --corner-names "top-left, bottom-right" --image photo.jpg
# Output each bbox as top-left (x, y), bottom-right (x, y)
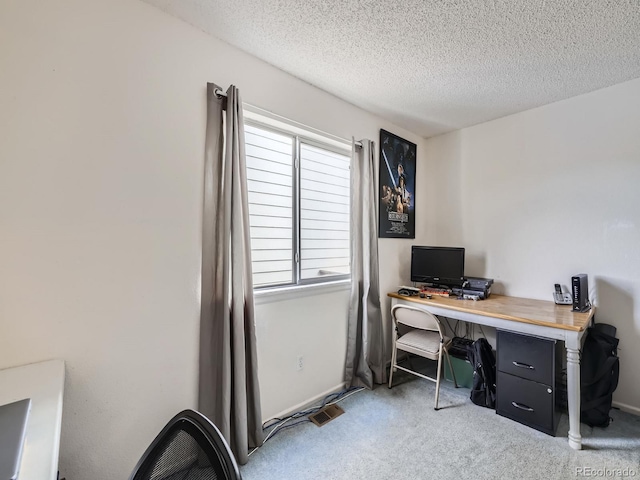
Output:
top-left (244, 122), bottom-right (351, 288)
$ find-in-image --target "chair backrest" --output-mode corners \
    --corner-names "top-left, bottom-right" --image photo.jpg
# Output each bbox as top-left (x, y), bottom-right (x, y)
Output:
top-left (392, 304), bottom-right (444, 337)
top-left (129, 409), bottom-right (241, 480)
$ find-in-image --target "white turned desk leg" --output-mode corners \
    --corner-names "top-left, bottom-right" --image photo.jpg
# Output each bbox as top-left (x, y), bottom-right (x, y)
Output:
top-left (566, 345), bottom-right (582, 449)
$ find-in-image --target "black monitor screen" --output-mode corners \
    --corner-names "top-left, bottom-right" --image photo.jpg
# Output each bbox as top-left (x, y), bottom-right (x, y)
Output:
top-left (410, 246), bottom-right (465, 286)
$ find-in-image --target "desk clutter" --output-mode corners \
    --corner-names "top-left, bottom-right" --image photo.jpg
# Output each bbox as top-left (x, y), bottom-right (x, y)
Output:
top-left (421, 286), bottom-right (451, 297)
top-left (456, 276), bottom-right (493, 299)
top-left (397, 277), bottom-right (494, 300)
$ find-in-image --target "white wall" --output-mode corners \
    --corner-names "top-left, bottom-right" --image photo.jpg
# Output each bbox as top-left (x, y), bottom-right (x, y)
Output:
top-left (425, 78), bottom-right (640, 413)
top-left (0, 0), bottom-right (426, 478)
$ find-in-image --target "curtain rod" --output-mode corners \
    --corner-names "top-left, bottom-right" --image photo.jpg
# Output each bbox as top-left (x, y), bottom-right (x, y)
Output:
top-left (214, 88), bottom-right (362, 148)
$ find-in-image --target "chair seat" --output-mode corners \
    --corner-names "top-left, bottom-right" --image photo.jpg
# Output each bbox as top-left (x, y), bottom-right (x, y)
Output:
top-left (397, 330), bottom-right (452, 359)
top-left (389, 304), bottom-right (459, 409)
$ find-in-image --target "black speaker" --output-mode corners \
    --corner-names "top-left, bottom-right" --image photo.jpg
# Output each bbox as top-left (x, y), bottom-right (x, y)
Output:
top-left (572, 274), bottom-right (589, 312)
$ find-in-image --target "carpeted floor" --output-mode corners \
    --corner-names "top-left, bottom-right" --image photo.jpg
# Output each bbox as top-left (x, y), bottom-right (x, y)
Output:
top-left (240, 366), bottom-right (640, 480)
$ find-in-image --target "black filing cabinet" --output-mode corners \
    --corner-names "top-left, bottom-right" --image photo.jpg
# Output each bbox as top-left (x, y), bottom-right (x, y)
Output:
top-left (496, 330), bottom-right (563, 435)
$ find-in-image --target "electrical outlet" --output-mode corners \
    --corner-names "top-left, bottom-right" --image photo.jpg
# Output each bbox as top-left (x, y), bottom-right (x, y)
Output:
top-left (296, 355), bottom-right (304, 371)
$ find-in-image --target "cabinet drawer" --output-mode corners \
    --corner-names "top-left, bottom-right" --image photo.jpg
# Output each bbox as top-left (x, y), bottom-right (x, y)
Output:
top-left (496, 372), bottom-right (555, 434)
top-left (497, 330), bottom-right (555, 384)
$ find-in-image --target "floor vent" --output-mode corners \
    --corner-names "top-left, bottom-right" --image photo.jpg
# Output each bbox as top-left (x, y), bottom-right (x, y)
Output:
top-left (309, 404), bottom-right (344, 427)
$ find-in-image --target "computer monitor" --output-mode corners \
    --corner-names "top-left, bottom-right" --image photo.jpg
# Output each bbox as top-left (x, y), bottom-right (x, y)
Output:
top-left (410, 246), bottom-right (465, 287)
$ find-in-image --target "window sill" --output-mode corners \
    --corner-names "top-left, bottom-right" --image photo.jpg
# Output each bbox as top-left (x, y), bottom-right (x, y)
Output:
top-left (254, 279), bottom-right (351, 305)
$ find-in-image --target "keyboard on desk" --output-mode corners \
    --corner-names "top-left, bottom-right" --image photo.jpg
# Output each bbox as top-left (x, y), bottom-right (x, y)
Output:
top-left (420, 287), bottom-right (451, 297)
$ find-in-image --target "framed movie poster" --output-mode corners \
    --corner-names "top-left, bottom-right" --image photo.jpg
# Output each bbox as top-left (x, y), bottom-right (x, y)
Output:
top-left (378, 129), bottom-right (416, 238)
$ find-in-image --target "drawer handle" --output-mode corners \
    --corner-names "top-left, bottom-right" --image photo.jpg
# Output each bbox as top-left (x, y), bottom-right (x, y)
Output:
top-left (511, 401), bottom-right (534, 412)
top-left (512, 361), bottom-right (534, 370)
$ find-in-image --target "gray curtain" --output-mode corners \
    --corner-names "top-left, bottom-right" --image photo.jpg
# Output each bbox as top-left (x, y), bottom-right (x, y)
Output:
top-left (345, 139), bottom-right (386, 389)
top-left (199, 83), bottom-right (263, 464)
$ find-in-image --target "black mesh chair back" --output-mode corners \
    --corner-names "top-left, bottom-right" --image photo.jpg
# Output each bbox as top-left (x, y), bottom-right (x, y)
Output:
top-left (129, 409), bottom-right (242, 480)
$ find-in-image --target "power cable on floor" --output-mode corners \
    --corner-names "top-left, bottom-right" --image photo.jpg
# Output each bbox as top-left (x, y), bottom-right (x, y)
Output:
top-left (248, 386), bottom-right (365, 457)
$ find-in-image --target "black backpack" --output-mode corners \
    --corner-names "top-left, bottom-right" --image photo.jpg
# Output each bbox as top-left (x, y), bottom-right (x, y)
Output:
top-left (580, 323), bottom-right (619, 427)
top-left (467, 338), bottom-right (497, 409)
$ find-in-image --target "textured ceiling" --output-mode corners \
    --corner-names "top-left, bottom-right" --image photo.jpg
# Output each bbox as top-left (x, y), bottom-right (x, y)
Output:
top-left (142, 0), bottom-right (640, 137)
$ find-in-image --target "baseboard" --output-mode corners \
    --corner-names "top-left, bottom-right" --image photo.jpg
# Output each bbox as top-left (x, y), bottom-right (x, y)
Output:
top-left (265, 382), bottom-right (347, 424)
top-left (612, 401), bottom-right (640, 416)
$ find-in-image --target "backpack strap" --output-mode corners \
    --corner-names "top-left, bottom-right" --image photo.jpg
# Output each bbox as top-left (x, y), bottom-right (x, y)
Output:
top-left (582, 356), bottom-right (619, 387)
top-left (581, 357), bottom-right (620, 411)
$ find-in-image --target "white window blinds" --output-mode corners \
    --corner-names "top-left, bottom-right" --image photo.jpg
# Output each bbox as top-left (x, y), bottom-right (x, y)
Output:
top-left (245, 123), bottom-right (350, 288)
top-left (299, 143), bottom-right (350, 280)
top-left (245, 124), bottom-right (294, 287)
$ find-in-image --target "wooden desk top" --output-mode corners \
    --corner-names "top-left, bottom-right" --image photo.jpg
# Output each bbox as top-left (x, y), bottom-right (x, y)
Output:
top-left (387, 293), bottom-right (594, 332)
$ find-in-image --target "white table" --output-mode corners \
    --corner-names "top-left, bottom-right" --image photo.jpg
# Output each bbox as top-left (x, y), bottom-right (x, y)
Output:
top-left (0, 360), bottom-right (65, 480)
top-left (389, 293), bottom-right (594, 450)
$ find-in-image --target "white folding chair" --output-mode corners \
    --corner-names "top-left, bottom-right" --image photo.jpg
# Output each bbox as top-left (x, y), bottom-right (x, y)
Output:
top-left (388, 304), bottom-right (458, 409)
